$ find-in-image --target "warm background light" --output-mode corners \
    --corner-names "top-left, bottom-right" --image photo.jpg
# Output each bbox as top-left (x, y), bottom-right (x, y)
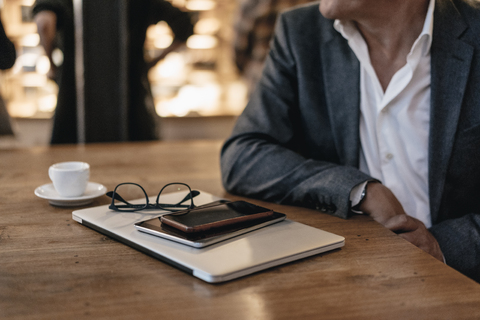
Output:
top-left (185, 0), bottom-right (216, 11)
top-left (155, 84), bottom-right (221, 117)
top-left (194, 18), bottom-right (220, 35)
top-left (20, 33), bottom-right (40, 47)
top-left (22, 73), bottom-right (47, 87)
top-left (36, 55), bottom-right (51, 74)
top-left (186, 35), bottom-right (217, 49)
top-left (150, 52), bottom-right (187, 80)
top-left (51, 48), bottom-right (64, 67)
top-left (8, 101), bottom-right (37, 118)
top-left (154, 35), bottom-right (173, 49)
top-left (19, 53), bottom-right (38, 68)
top-left (37, 94), bottom-right (57, 113)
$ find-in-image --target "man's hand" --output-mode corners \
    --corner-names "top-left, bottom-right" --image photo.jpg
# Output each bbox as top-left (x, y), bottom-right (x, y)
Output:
top-left (35, 11), bottom-right (57, 80)
top-left (359, 182), bottom-right (444, 262)
top-left (145, 40), bottom-right (185, 70)
top-left (384, 215), bottom-right (444, 262)
top-left (359, 182), bottom-right (409, 225)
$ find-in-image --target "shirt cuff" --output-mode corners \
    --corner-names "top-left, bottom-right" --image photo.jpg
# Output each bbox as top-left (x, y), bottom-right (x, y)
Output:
top-left (350, 181), bottom-right (369, 214)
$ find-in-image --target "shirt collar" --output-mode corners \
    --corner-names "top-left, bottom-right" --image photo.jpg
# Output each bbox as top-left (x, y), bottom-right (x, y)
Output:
top-left (333, 0), bottom-right (435, 54)
top-left (418, 0), bottom-right (435, 55)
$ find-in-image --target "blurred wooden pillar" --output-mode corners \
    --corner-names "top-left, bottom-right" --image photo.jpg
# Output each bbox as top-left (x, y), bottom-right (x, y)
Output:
top-left (74, 0), bottom-right (129, 143)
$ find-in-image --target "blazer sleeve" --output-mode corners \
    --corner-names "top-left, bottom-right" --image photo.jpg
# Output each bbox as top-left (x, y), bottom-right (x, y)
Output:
top-left (429, 214), bottom-right (480, 282)
top-left (221, 12), bottom-right (372, 219)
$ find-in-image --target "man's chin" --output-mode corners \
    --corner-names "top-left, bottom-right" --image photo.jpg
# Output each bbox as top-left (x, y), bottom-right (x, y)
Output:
top-left (319, 2), bottom-right (340, 20)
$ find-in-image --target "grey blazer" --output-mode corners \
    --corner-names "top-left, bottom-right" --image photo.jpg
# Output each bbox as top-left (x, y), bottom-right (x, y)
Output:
top-left (221, 0), bottom-right (480, 281)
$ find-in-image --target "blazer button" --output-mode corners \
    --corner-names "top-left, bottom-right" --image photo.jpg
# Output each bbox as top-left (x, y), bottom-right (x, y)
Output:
top-left (316, 196), bottom-right (328, 212)
top-left (326, 204), bottom-right (336, 213)
top-left (321, 203), bottom-right (328, 212)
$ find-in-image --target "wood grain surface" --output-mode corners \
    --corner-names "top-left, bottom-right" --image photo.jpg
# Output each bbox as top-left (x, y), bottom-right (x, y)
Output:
top-left (1, 140), bottom-right (479, 319)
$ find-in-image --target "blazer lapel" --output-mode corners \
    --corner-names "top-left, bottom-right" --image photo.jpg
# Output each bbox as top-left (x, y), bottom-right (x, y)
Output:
top-left (320, 25), bottom-right (361, 167)
top-left (429, 1), bottom-right (474, 222)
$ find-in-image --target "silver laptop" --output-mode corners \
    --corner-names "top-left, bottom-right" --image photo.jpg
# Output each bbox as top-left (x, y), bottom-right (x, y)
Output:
top-left (72, 191), bottom-right (345, 283)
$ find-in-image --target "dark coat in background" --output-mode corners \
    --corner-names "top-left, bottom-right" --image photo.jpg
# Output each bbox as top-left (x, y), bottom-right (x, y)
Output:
top-left (0, 17), bottom-right (16, 135)
top-left (33, 0), bottom-right (193, 144)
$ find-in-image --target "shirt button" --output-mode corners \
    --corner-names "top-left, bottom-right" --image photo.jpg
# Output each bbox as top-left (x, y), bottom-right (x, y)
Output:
top-left (386, 153), bottom-right (394, 160)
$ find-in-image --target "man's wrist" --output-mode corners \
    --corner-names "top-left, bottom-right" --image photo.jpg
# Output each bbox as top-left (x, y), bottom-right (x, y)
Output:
top-left (350, 180), bottom-right (375, 213)
top-left (352, 183), bottom-right (367, 211)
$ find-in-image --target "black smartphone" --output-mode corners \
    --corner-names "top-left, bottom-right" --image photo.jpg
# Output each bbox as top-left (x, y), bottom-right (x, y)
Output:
top-left (135, 210), bottom-right (286, 248)
top-left (160, 200), bottom-right (275, 233)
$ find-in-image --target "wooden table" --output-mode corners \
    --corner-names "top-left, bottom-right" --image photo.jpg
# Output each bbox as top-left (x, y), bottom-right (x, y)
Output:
top-left (1, 140), bottom-right (480, 319)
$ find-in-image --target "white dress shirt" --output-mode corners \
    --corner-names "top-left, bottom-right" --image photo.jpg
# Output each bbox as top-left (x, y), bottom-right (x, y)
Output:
top-left (334, 0), bottom-right (435, 228)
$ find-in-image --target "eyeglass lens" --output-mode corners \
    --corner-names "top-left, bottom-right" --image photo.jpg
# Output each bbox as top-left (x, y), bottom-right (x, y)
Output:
top-left (113, 183), bottom-right (148, 211)
top-left (157, 183), bottom-right (194, 210)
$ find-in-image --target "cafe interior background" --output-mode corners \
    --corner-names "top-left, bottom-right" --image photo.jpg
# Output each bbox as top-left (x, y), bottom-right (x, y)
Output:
top-left (0, 0), bottom-right (251, 148)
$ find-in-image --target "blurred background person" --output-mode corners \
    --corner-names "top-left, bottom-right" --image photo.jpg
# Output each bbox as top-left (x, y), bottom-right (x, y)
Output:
top-left (33, 0), bottom-right (193, 144)
top-left (233, 0), bottom-right (313, 93)
top-left (33, 0), bottom-right (75, 144)
top-left (0, 15), bottom-right (16, 136)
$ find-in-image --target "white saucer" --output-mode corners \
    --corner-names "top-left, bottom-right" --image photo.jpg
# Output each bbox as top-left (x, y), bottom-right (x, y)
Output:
top-left (35, 182), bottom-right (107, 207)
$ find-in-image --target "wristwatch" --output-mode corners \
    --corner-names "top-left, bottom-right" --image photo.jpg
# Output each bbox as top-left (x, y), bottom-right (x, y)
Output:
top-left (352, 182), bottom-right (368, 212)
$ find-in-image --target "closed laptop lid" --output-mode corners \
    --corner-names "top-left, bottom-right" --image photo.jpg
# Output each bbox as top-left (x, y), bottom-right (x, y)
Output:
top-left (72, 191), bottom-right (345, 283)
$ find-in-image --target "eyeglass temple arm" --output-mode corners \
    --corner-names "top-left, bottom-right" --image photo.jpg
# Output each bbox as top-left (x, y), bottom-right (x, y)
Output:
top-left (177, 190), bottom-right (200, 205)
top-left (105, 191), bottom-right (130, 205)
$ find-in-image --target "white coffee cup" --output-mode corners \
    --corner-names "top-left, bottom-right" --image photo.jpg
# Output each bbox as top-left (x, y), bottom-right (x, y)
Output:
top-left (48, 161), bottom-right (90, 197)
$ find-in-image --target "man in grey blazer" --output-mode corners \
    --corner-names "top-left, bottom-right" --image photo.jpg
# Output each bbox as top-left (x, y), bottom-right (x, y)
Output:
top-left (221, 0), bottom-right (480, 282)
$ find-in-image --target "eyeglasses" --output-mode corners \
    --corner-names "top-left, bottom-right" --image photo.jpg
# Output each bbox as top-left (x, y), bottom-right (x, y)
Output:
top-left (106, 182), bottom-right (199, 212)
